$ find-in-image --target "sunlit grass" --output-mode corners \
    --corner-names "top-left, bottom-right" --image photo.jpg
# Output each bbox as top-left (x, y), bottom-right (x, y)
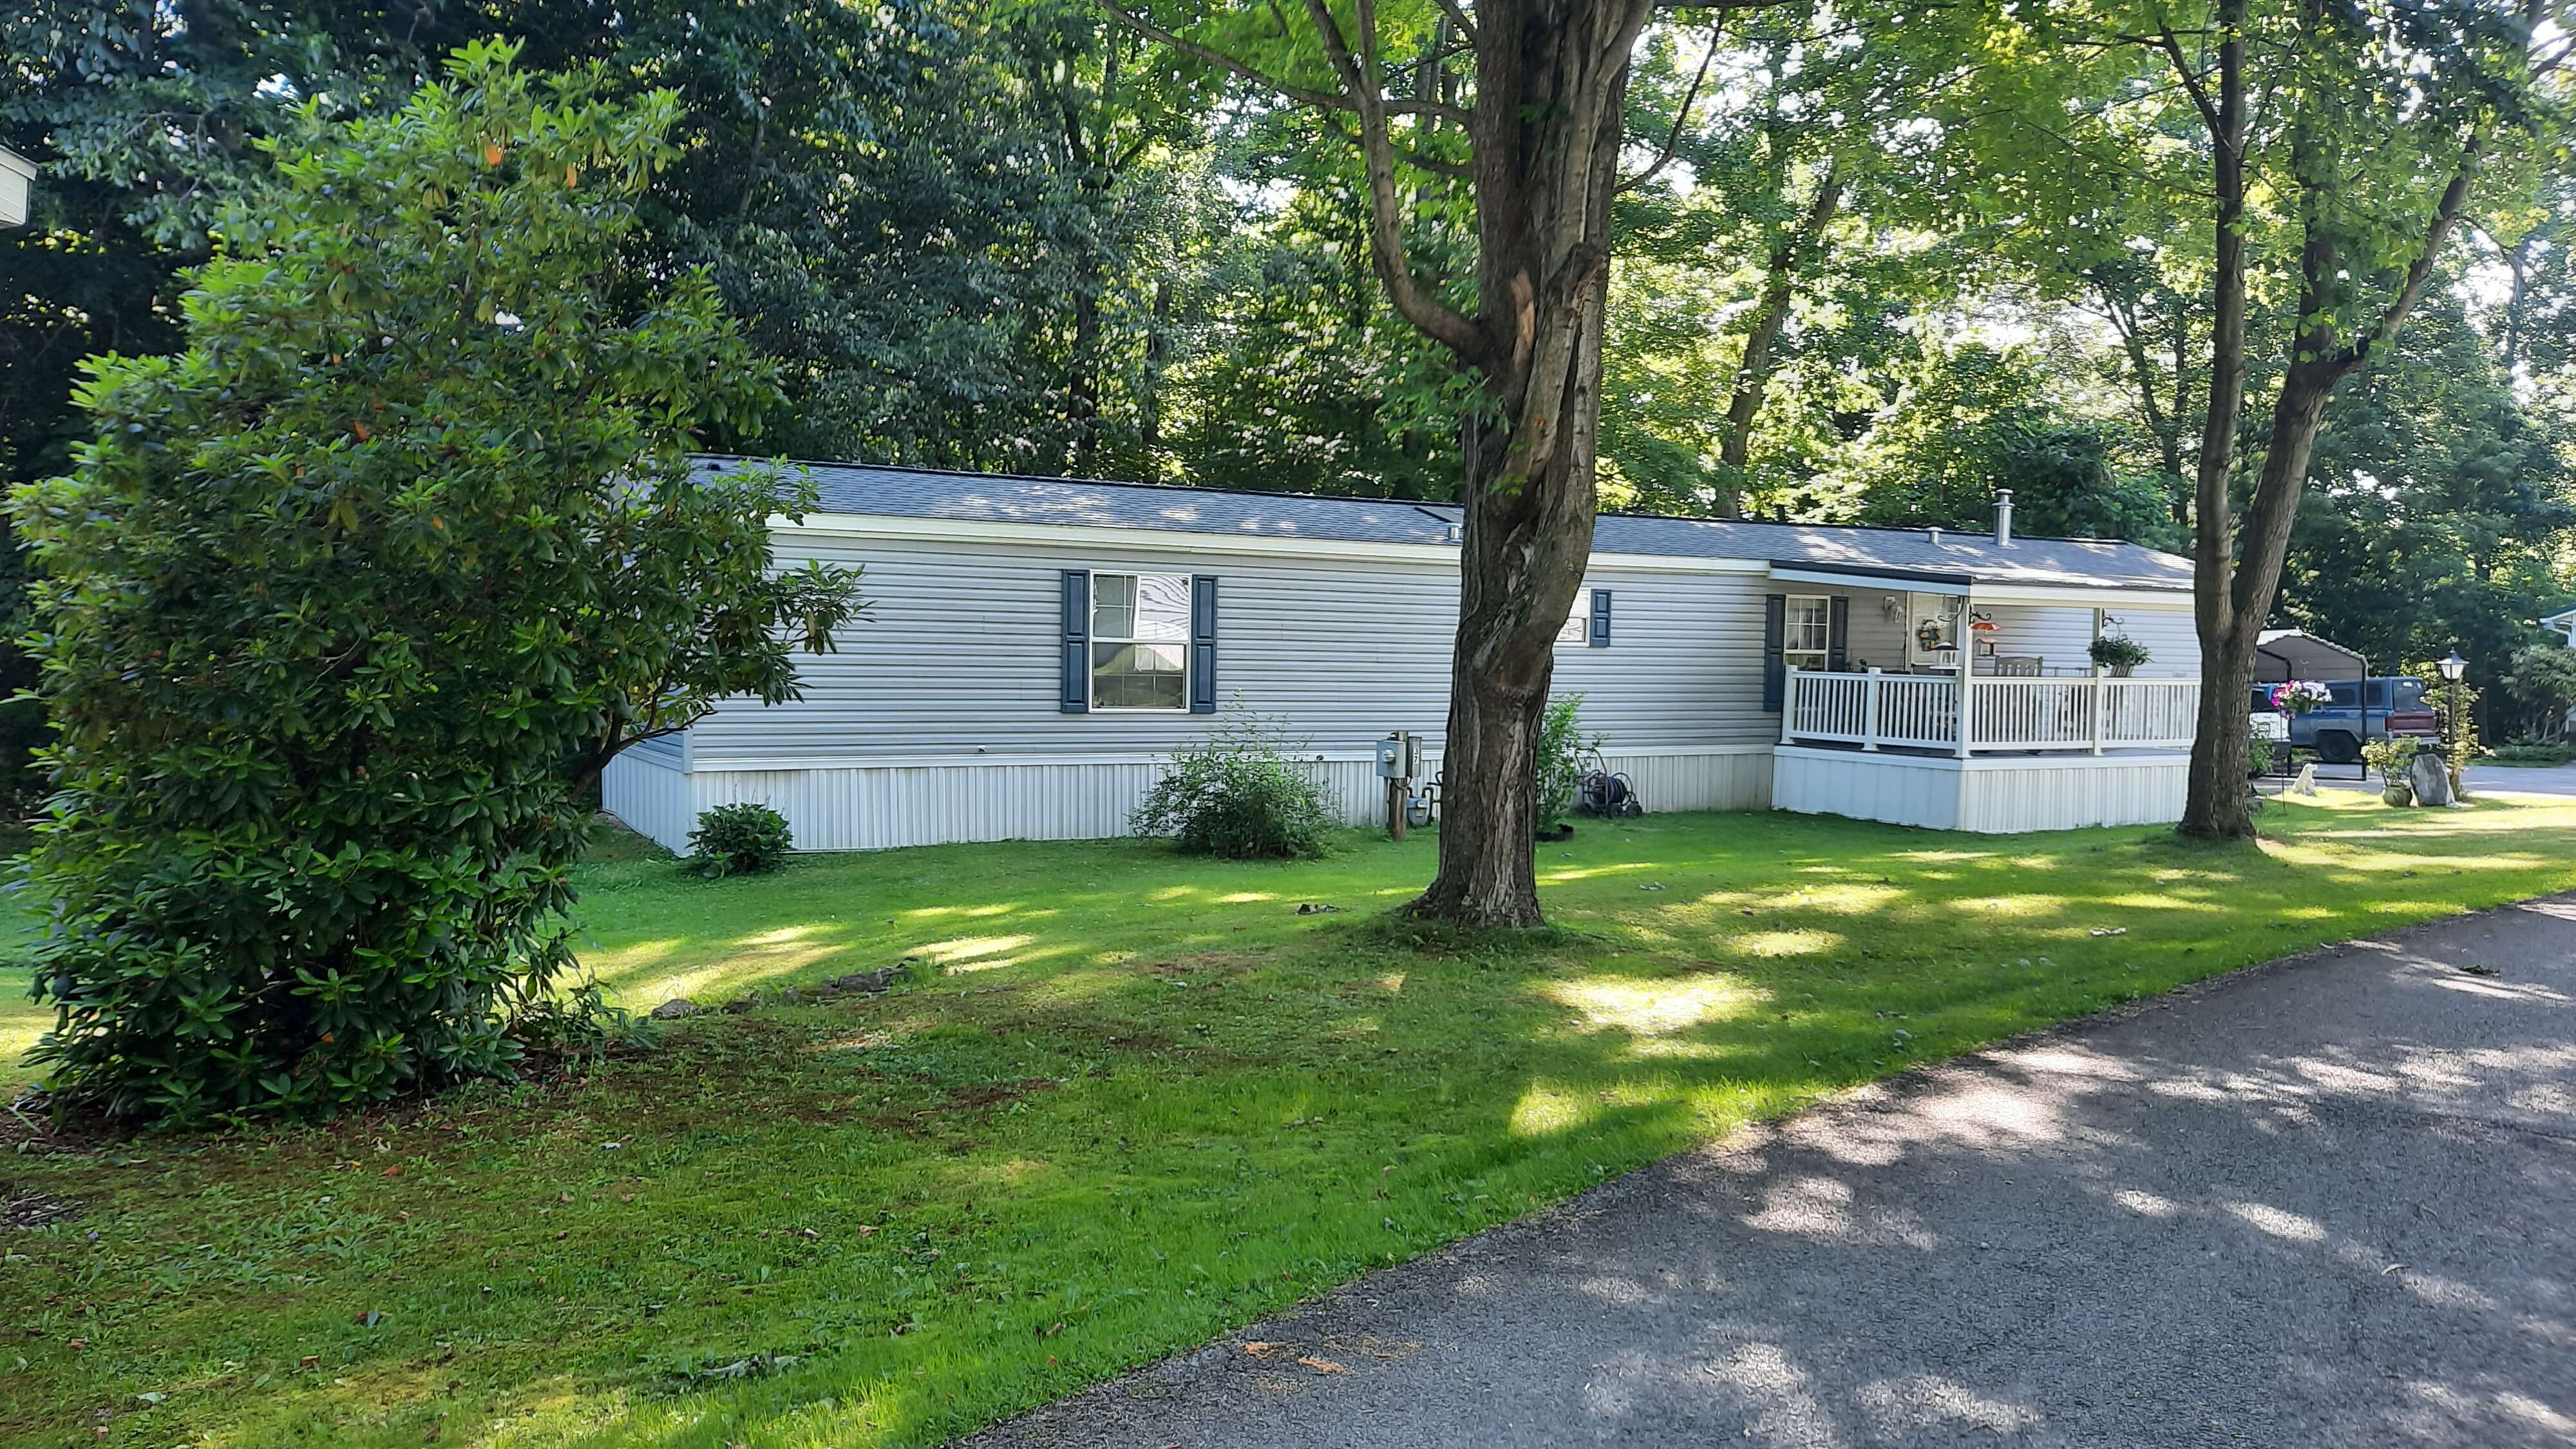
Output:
top-left (5, 793), bottom-right (2576, 1449)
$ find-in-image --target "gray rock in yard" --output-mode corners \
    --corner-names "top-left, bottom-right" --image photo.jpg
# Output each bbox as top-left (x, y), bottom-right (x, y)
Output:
top-left (2408, 752), bottom-right (2456, 807)
top-left (649, 999), bottom-right (699, 1021)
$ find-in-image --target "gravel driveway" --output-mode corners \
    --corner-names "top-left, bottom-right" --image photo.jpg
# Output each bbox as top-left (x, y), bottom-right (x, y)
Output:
top-left (967, 895), bottom-right (2576, 1448)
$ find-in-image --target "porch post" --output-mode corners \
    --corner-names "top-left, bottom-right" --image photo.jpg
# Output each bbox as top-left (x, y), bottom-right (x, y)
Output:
top-left (2090, 665), bottom-right (2105, 755)
top-left (1779, 665), bottom-right (1797, 746)
top-left (1953, 607), bottom-right (1974, 759)
top-left (1862, 667), bottom-right (1882, 752)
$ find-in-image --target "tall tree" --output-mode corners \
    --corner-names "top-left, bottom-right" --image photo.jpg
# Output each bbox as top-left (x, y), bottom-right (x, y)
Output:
top-left (2043, 0), bottom-right (2564, 837)
top-left (1112, 0), bottom-right (1778, 925)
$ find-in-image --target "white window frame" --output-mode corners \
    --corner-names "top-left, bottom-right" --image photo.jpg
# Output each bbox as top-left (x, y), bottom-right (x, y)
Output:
top-left (1783, 593), bottom-right (1831, 672)
top-left (1907, 591), bottom-right (1962, 667)
top-left (1555, 588), bottom-right (1595, 649)
top-left (1087, 569), bottom-right (1192, 713)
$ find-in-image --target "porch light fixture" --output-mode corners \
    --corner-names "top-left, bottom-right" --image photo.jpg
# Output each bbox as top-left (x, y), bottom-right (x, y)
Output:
top-left (2437, 650), bottom-right (2467, 681)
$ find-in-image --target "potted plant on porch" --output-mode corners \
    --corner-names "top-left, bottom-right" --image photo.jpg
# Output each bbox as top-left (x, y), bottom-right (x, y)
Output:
top-left (2088, 634), bottom-right (2150, 677)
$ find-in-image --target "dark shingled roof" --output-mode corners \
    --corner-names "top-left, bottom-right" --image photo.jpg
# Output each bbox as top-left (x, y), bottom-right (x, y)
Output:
top-left (703, 457), bottom-right (2194, 593)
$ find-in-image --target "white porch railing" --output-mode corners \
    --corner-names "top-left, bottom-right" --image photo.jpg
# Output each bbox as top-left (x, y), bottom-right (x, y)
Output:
top-left (1783, 668), bottom-right (2199, 755)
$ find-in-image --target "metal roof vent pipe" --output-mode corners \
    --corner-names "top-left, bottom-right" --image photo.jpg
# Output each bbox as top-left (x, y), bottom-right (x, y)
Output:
top-left (1994, 488), bottom-right (2015, 547)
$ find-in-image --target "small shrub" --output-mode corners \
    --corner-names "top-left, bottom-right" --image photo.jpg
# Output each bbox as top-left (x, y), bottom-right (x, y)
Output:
top-left (1133, 713), bottom-right (1336, 860)
top-left (2488, 741), bottom-right (2576, 766)
top-left (2361, 734), bottom-right (2421, 784)
top-left (510, 976), bottom-right (658, 1068)
top-left (1535, 694), bottom-right (1602, 832)
top-left (689, 803), bottom-right (795, 878)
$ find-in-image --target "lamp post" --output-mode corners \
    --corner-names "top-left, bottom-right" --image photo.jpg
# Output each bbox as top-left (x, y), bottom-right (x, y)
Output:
top-left (2438, 650), bottom-right (2468, 802)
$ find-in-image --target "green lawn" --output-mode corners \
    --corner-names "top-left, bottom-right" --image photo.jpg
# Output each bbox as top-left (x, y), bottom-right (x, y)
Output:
top-left (7, 793), bottom-right (2576, 1448)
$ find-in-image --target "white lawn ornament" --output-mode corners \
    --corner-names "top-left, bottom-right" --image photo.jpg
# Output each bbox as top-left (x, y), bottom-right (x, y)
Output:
top-left (2291, 762), bottom-right (2318, 796)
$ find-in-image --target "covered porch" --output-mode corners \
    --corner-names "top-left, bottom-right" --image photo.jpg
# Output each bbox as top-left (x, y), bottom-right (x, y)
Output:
top-left (1763, 558), bottom-right (2201, 832)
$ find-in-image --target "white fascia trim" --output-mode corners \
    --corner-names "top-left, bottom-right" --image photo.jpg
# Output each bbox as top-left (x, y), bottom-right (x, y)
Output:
top-left (0, 146), bottom-right (32, 182)
top-left (1969, 583), bottom-right (2195, 611)
top-left (772, 511), bottom-right (1766, 575)
top-left (1774, 745), bottom-right (2192, 772)
top-left (678, 743), bottom-right (1777, 774)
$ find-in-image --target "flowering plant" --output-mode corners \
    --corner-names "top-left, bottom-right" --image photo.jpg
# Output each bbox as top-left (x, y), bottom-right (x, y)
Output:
top-left (2271, 680), bottom-right (2333, 715)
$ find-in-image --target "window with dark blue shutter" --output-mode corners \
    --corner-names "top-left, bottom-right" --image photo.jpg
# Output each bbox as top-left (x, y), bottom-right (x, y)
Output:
top-left (1189, 575), bottom-right (1217, 714)
top-left (1059, 571), bottom-right (1089, 713)
top-left (1588, 589), bottom-right (1612, 647)
top-left (1761, 594), bottom-right (1787, 712)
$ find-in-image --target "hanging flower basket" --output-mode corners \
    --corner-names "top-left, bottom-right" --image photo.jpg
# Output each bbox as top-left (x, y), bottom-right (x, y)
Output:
top-left (2271, 680), bottom-right (2332, 716)
top-left (2088, 634), bottom-right (2151, 676)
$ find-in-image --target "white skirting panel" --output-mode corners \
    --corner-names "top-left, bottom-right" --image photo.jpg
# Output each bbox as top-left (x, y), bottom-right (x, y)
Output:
top-left (602, 746), bottom-right (1774, 853)
top-left (601, 752), bottom-right (699, 851)
top-left (1771, 746), bottom-right (2190, 834)
top-left (1600, 748), bottom-right (1774, 815)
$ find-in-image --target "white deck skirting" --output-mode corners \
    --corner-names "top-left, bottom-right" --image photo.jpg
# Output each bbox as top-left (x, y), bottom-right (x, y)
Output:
top-left (1771, 745), bottom-right (2192, 833)
top-left (603, 745), bottom-right (1777, 854)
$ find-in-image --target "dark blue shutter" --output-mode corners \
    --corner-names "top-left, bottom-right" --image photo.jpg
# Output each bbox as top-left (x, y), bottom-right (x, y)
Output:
top-left (1827, 596), bottom-right (1849, 671)
top-left (1588, 588), bottom-right (1611, 648)
top-left (1761, 594), bottom-right (1787, 712)
top-left (1059, 571), bottom-right (1089, 714)
top-left (1189, 575), bottom-right (1218, 714)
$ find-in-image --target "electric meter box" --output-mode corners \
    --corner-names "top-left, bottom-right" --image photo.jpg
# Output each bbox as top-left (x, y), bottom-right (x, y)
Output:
top-left (1374, 735), bottom-right (1421, 780)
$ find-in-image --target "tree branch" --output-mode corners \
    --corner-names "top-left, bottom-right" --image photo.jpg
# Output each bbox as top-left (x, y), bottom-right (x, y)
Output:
top-left (1432, 0), bottom-right (1478, 46)
top-left (1097, 3), bottom-right (1465, 122)
top-left (2154, 26), bottom-right (2224, 135)
top-left (1617, 18), bottom-right (1723, 193)
top-left (1298, 0), bottom-right (1488, 359)
top-left (2334, 138), bottom-right (2483, 374)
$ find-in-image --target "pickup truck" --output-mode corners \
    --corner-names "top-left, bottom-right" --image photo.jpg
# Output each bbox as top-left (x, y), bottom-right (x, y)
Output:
top-left (2248, 677), bottom-right (2440, 763)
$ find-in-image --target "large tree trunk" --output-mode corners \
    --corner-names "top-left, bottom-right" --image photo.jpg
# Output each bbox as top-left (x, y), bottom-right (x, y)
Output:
top-left (2179, 0), bottom-right (2486, 835)
top-left (2181, 366), bottom-right (2332, 835)
top-left (1116, 0), bottom-right (1651, 924)
top-left (1403, 0), bottom-right (1641, 926)
top-left (2176, 0), bottom-right (2254, 839)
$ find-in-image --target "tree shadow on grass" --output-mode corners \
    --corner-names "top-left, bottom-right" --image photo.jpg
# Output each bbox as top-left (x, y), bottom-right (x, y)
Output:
top-left (8, 801), bottom-right (2574, 1449)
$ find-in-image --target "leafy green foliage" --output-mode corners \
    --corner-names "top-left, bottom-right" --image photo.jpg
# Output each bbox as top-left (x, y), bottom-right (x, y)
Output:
top-left (2501, 645), bottom-right (2576, 739)
top-left (2362, 734), bottom-right (2422, 784)
top-left (8, 43), bottom-right (857, 1124)
top-left (2089, 634), bottom-right (2153, 671)
top-left (1841, 346), bottom-right (2181, 545)
top-left (688, 804), bottom-right (797, 879)
top-left (1132, 712), bottom-right (1336, 859)
top-left (1535, 694), bottom-right (1598, 832)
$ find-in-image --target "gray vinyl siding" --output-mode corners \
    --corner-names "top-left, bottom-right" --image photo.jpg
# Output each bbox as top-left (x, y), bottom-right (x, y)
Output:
top-left (683, 535), bottom-right (1782, 767)
top-left (1554, 569), bottom-right (1779, 747)
top-left (622, 732), bottom-right (685, 769)
top-left (1982, 603), bottom-right (2200, 678)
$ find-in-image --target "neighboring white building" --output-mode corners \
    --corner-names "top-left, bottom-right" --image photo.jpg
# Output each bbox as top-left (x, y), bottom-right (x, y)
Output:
top-left (0, 144), bottom-right (34, 229)
top-left (603, 460), bottom-right (2204, 849)
top-left (2544, 607), bottom-right (2576, 647)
